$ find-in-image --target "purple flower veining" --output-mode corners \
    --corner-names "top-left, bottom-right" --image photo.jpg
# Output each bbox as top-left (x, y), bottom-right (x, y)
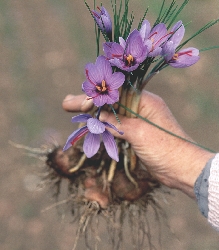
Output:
top-left (162, 21), bottom-right (200, 68)
top-left (140, 21), bottom-right (170, 57)
top-left (82, 56), bottom-right (125, 107)
top-left (103, 29), bottom-right (148, 72)
top-left (63, 114), bottom-right (123, 162)
top-left (92, 6), bottom-right (112, 40)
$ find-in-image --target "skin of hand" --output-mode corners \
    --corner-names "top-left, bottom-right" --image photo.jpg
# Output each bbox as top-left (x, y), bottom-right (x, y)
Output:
top-left (62, 91), bottom-right (215, 199)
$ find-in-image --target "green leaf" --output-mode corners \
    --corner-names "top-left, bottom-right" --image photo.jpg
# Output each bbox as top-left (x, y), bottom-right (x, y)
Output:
top-left (177, 19), bottom-right (219, 51)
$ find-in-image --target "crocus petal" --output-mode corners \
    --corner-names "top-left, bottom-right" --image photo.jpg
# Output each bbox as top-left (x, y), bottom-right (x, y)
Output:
top-left (162, 41), bottom-right (176, 61)
top-left (102, 130), bottom-right (119, 161)
top-left (169, 55), bottom-right (200, 68)
top-left (106, 30), bottom-right (148, 71)
top-left (106, 89), bottom-right (120, 104)
top-left (123, 64), bottom-right (140, 72)
top-left (169, 47), bottom-right (200, 68)
top-left (85, 62), bottom-right (102, 84)
top-left (119, 37), bottom-right (126, 49)
top-left (103, 42), bottom-right (124, 59)
top-left (106, 71), bottom-right (125, 89)
top-left (130, 37), bottom-right (147, 60)
top-left (111, 42), bottom-right (124, 56)
top-left (169, 20), bottom-right (185, 47)
top-left (99, 13), bottom-right (112, 34)
top-left (109, 58), bottom-right (139, 72)
top-left (103, 122), bottom-right (124, 135)
top-left (150, 23), bottom-right (167, 47)
top-left (93, 94), bottom-right (109, 107)
top-left (87, 118), bottom-right (105, 134)
top-left (83, 132), bottom-right (100, 158)
top-left (140, 19), bottom-right (151, 42)
top-left (108, 58), bottom-right (125, 69)
top-left (144, 39), bottom-right (153, 51)
top-left (103, 42), bottom-right (114, 59)
top-left (63, 126), bottom-right (89, 151)
top-left (149, 47), bottom-right (162, 57)
top-left (135, 46), bottom-right (149, 63)
top-left (126, 30), bottom-right (144, 58)
top-left (92, 6), bottom-right (112, 38)
top-left (82, 80), bottom-right (97, 97)
top-left (71, 114), bottom-right (92, 123)
top-left (95, 55), bottom-right (112, 80)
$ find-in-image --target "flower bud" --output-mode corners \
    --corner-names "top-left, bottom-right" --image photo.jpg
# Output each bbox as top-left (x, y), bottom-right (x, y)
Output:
top-left (92, 6), bottom-right (112, 40)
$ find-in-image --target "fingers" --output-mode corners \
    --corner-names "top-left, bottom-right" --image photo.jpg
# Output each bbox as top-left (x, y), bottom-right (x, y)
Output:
top-left (100, 111), bottom-right (139, 143)
top-left (61, 90), bottom-right (159, 115)
top-left (61, 90), bottom-right (154, 113)
top-left (137, 90), bottom-right (169, 120)
top-left (61, 90), bottom-right (186, 143)
top-left (62, 94), bottom-right (93, 112)
top-left (60, 90), bottom-right (166, 142)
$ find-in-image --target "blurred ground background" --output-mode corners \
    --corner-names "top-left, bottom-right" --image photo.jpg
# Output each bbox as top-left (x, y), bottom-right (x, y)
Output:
top-left (0, 0), bottom-right (219, 249)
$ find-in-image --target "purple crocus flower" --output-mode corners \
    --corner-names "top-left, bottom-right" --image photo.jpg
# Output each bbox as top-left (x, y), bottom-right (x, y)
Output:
top-left (140, 20), bottom-right (169, 57)
top-left (103, 29), bottom-right (148, 72)
top-left (82, 56), bottom-right (125, 107)
top-left (162, 21), bottom-right (200, 68)
top-left (63, 114), bottom-right (123, 162)
top-left (92, 6), bottom-right (112, 40)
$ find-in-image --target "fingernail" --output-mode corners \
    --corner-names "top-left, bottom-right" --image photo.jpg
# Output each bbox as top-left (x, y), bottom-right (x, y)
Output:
top-left (82, 97), bottom-right (93, 108)
top-left (63, 94), bottom-right (75, 102)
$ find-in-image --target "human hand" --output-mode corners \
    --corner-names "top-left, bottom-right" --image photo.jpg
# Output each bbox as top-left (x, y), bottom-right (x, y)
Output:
top-left (62, 91), bottom-right (215, 198)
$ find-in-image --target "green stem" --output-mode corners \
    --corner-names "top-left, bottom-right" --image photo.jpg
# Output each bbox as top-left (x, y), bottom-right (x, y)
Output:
top-left (200, 46), bottom-right (219, 52)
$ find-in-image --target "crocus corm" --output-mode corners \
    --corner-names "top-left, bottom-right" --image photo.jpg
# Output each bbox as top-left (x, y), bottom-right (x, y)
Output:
top-left (63, 114), bottom-right (123, 162)
top-left (82, 56), bottom-right (125, 107)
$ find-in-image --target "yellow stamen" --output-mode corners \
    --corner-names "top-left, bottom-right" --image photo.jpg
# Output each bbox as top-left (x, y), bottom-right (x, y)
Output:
top-left (96, 80), bottom-right (107, 92)
top-left (126, 54), bottom-right (134, 66)
top-left (172, 53), bottom-right (179, 60)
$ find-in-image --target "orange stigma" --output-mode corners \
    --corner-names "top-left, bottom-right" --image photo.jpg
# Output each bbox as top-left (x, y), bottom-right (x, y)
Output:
top-left (172, 50), bottom-right (193, 60)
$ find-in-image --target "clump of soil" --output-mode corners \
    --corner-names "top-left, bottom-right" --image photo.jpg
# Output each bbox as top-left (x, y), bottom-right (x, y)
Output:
top-left (45, 144), bottom-right (160, 206)
top-left (12, 142), bottom-right (165, 250)
top-left (43, 144), bottom-right (163, 249)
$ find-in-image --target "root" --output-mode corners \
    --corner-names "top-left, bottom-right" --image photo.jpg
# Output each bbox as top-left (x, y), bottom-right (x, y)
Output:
top-left (69, 153), bottom-right (87, 173)
top-left (9, 140), bottom-right (50, 161)
top-left (124, 154), bottom-right (138, 188)
top-left (41, 194), bottom-right (76, 213)
top-left (72, 201), bottom-right (100, 250)
top-left (122, 142), bottom-right (138, 188)
top-left (11, 135), bottom-right (164, 250)
top-left (130, 147), bottom-right (137, 172)
top-left (9, 140), bottom-right (50, 154)
top-left (107, 159), bottom-right (117, 183)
